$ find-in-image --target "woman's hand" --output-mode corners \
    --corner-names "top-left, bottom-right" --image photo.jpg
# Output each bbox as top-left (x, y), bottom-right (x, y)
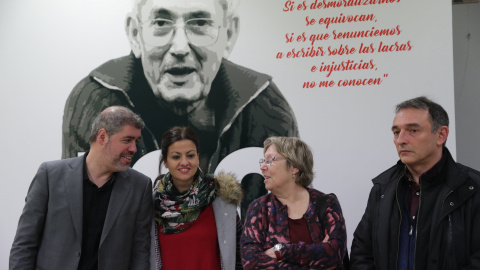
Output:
top-left (264, 247), bottom-right (276, 259)
top-left (323, 234), bottom-right (329, 242)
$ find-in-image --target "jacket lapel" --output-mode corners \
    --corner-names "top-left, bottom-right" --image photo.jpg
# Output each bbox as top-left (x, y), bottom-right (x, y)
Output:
top-left (212, 197), bottom-right (236, 270)
top-left (100, 170), bottom-right (132, 246)
top-left (64, 156), bottom-right (85, 242)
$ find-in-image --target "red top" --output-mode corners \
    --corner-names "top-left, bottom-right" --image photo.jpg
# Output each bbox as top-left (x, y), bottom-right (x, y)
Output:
top-left (288, 216), bottom-right (313, 244)
top-left (158, 204), bottom-right (221, 270)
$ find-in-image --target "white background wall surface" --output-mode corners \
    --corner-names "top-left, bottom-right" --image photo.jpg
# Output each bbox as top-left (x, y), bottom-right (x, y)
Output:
top-left (453, 2), bottom-right (480, 172)
top-left (0, 0), bottom-right (466, 267)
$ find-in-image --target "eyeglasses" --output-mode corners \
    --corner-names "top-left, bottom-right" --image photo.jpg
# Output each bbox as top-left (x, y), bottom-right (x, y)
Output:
top-left (259, 157), bottom-right (285, 167)
top-left (140, 18), bottom-right (221, 47)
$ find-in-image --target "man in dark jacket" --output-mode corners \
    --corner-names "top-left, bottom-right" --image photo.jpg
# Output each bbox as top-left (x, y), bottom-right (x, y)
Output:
top-left (351, 96), bottom-right (480, 269)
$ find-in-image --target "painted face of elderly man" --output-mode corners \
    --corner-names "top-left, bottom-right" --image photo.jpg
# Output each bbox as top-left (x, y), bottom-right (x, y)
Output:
top-left (126, 0), bottom-right (238, 115)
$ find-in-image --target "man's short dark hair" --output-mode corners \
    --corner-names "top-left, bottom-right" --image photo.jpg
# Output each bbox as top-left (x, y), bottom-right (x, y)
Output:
top-left (395, 96), bottom-right (449, 133)
top-left (89, 106), bottom-right (145, 143)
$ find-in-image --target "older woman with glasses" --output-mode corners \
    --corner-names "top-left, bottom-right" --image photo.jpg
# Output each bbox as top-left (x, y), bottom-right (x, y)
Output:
top-left (241, 136), bottom-right (348, 269)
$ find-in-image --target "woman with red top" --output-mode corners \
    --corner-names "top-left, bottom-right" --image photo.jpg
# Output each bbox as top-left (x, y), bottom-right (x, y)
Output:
top-left (241, 137), bottom-right (348, 269)
top-left (149, 126), bottom-right (243, 270)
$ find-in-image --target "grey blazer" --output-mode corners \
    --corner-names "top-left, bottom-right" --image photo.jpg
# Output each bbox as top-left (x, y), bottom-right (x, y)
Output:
top-left (10, 156), bottom-right (153, 270)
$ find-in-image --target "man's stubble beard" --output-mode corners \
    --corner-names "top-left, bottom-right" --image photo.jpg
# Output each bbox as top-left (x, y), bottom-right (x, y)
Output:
top-left (103, 140), bottom-right (130, 172)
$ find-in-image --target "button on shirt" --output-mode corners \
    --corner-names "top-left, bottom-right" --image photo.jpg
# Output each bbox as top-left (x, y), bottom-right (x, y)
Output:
top-left (78, 154), bottom-right (116, 270)
top-left (407, 178), bottom-right (420, 226)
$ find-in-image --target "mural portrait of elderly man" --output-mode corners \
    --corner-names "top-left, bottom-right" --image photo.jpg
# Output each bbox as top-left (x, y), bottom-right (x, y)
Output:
top-left (62, 0), bottom-right (299, 176)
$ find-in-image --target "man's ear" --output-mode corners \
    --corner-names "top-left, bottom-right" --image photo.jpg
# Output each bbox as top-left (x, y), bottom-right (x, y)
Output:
top-left (125, 14), bottom-right (143, 58)
top-left (97, 129), bottom-right (109, 146)
top-left (223, 15), bottom-right (239, 58)
top-left (437, 126), bottom-right (449, 146)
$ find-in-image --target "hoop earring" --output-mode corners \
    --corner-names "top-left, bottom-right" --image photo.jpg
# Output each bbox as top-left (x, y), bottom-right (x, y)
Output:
top-left (197, 166), bottom-right (204, 175)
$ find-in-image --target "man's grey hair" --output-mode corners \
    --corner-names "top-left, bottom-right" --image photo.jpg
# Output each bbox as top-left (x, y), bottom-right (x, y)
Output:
top-left (395, 96), bottom-right (449, 133)
top-left (131, 0), bottom-right (240, 21)
top-left (89, 106), bottom-right (145, 144)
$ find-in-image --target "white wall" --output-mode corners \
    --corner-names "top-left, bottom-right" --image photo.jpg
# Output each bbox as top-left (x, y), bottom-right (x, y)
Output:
top-left (0, 0), bottom-right (458, 267)
top-left (453, 2), bottom-right (480, 171)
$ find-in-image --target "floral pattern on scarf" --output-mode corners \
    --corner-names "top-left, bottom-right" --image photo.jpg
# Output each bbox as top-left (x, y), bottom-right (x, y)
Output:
top-left (154, 171), bottom-right (217, 234)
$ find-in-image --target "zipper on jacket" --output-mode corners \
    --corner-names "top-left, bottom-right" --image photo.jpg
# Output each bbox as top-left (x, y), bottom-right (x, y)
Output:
top-left (447, 214), bottom-right (453, 268)
top-left (412, 186), bottom-right (421, 270)
top-left (394, 167), bottom-right (406, 270)
top-left (413, 180), bottom-right (453, 270)
top-left (441, 190), bottom-right (454, 267)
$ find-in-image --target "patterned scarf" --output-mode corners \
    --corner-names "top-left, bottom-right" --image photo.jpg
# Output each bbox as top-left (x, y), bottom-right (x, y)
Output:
top-left (154, 171), bottom-right (217, 234)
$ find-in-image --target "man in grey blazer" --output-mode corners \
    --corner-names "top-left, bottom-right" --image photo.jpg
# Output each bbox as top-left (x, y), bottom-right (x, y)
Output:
top-left (10, 106), bottom-right (153, 270)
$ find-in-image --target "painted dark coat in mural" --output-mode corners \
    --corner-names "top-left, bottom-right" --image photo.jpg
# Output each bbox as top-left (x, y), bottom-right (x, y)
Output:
top-left (62, 54), bottom-right (299, 175)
